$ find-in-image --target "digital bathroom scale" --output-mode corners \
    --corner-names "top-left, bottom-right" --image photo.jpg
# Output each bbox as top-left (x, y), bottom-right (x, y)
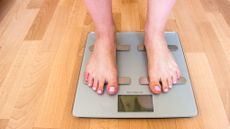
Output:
top-left (72, 32), bottom-right (198, 118)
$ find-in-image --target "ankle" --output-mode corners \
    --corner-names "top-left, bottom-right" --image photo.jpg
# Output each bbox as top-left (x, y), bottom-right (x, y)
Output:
top-left (95, 25), bottom-right (116, 39)
top-left (144, 23), bottom-right (165, 38)
top-left (94, 28), bottom-right (117, 51)
top-left (144, 30), bottom-right (167, 47)
top-left (145, 30), bottom-right (164, 38)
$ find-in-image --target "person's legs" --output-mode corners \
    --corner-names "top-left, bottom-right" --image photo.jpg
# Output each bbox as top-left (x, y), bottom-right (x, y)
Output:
top-left (145, 0), bottom-right (181, 94)
top-left (84, 0), bottom-right (118, 95)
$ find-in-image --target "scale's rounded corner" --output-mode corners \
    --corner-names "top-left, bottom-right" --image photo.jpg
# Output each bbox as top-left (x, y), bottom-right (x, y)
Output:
top-left (72, 110), bottom-right (80, 118)
top-left (189, 109), bottom-right (199, 118)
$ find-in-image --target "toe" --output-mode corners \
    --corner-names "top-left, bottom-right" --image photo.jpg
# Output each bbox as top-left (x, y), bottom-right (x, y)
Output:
top-left (88, 75), bottom-right (94, 87)
top-left (92, 79), bottom-right (98, 91)
top-left (84, 72), bottom-right (89, 83)
top-left (106, 80), bottom-right (118, 95)
top-left (176, 68), bottom-right (181, 79)
top-left (97, 79), bottom-right (105, 95)
top-left (172, 71), bottom-right (178, 84)
top-left (106, 76), bottom-right (119, 95)
top-left (161, 78), bottom-right (169, 93)
top-left (107, 85), bottom-right (118, 95)
top-left (168, 77), bottom-right (173, 89)
top-left (149, 77), bottom-right (161, 94)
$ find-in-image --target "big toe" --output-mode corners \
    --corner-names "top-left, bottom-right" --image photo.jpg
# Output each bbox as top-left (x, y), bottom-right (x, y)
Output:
top-left (149, 79), bottom-right (161, 94)
top-left (106, 79), bottom-right (118, 95)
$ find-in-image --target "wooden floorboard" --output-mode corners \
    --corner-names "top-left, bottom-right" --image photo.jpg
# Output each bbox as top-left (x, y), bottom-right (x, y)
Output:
top-left (0, 0), bottom-right (16, 22)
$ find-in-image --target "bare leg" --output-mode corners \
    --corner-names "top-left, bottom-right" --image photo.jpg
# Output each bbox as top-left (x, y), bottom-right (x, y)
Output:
top-left (84, 0), bottom-right (118, 95)
top-left (145, 0), bottom-right (181, 94)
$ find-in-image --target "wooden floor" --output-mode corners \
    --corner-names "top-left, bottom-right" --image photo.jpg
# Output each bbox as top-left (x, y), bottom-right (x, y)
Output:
top-left (0, 0), bottom-right (230, 128)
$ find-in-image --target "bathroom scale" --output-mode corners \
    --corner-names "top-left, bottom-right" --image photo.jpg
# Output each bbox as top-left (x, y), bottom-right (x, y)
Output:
top-left (72, 32), bottom-right (198, 118)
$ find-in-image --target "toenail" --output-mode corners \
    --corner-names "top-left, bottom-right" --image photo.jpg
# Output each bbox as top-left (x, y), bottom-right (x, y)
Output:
top-left (154, 86), bottom-right (161, 91)
top-left (109, 87), bottom-right (115, 92)
top-left (169, 85), bottom-right (172, 88)
top-left (173, 80), bottom-right (177, 84)
top-left (93, 87), bottom-right (97, 91)
top-left (88, 83), bottom-right (91, 87)
top-left (97, 90), bottom-right (102, 94)
top-left (164, 88), bottom-right (169, 92)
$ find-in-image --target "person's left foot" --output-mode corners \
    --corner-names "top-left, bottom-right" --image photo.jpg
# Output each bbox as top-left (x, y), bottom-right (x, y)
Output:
top-left (144, 31), bottom-right (181, 94)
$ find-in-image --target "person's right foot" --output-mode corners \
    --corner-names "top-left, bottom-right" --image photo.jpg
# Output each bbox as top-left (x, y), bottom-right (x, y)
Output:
top-left (84, 31), bottom-right (119, 95)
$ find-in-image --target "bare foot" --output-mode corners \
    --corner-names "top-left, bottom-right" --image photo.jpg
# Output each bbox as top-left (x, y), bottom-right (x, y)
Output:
top-left (84, 30), bottom-right (118, 95)
top-left (144, 31), bottom-right (181, 94)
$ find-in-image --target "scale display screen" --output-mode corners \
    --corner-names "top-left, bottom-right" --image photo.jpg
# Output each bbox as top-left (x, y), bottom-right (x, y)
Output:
top-left (118, 95), bottom-right (154, 112)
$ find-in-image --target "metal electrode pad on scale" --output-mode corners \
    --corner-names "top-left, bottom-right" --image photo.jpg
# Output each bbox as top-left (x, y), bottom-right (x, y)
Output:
top-left (72, 32), bottom-right (197, 118)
